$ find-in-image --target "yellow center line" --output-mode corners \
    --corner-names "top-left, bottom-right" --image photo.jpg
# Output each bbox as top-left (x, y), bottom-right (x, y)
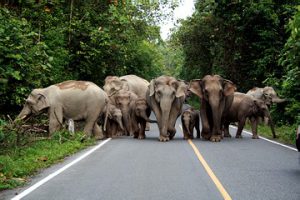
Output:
top-left (188, 139), bottom-right (232, 200)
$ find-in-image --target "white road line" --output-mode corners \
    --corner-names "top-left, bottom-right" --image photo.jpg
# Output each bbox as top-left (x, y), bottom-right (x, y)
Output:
top-left (229, 125), bottom-right (297, 151)
top-left (11, 138), bottom-right (111, 200)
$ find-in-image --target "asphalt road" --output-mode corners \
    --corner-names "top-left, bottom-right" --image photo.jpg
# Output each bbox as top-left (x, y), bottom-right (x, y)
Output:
top-left (1, 118), bottom-right (299, 200)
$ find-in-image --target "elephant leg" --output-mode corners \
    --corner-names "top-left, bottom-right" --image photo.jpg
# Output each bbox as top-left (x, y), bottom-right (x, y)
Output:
top-left (200, 106), bottom-right (211, 140)
top-left (195, 118), bottom-right (201, 139)
top-left (83, 117), bottom-right (96, 138)
top-left (138, 121), bottom-right (146, 139)
top-left (235, 119), bottom-right (246, 138)
top-left (49, 108), bottom-right (63, 137)
top-left (250, 117), bottom-right (259, 139)
top-left (93, 123), bottom-right (104, 140)
top-left (182, 122), bottom-right (189, 140)
top-left (189, 125), bottom-right (194, 139)
top-left (145, 122), bottom-right (150, 131)
top-left (223, 121), bottom-right (231, 138)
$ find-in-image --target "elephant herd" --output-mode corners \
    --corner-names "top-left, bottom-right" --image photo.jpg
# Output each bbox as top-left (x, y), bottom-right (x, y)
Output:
top-left (16, 74), bottom-right (285, 142)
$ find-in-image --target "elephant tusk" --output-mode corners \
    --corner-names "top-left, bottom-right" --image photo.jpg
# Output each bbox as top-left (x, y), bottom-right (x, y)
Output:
top-left (20, 115), bottom-right (27, 120)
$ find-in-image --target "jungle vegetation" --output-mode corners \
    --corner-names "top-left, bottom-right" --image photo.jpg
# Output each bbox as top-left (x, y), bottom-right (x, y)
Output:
top-left (0, 0), bottom-right (300, 190)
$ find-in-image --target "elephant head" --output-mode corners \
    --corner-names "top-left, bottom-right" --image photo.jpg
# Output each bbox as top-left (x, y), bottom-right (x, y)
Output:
top-left (134, 98), bottom-right (151, 122)
top-left (16, 89), bottom-right (50, 120)
top-left (103, 103), bottom-right (124, 132)
top-left (103, 76), bottom-right (129, 97)
top-left (189, 75), bottom-right (236, 142)
top-left (148, 76), bottom-right (187, 142)
top-left (262, 86), bottom-right (285, 105)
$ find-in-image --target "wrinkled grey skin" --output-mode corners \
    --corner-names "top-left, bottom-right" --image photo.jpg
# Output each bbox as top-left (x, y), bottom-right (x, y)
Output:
top-left (146, 76), bottom-right (187, 142)
top-left (103, 74), bottom-right (149, 99)
top-left (223, 92), bottom-right (276, 139)
top-left (189, 75), bottom-right (236, 142)
top-left (246, 86), bottom-right (285, 106)
top-left (131, 98), bottom-right (153, 139)
top-left (181, 107), bottom-right (200, 140)
top-left (103, 102), bottom-right (124, 138)
top-left (16, 80), bottom-right (108, 139)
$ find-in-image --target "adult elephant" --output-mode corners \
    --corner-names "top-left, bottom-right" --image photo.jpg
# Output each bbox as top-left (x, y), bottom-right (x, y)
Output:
top-left (223, 92), bottom-right (276, 139)
top-left (16, 80), bottom-right (108, 139)
top-left (146, 75), bottom-right (187, 142)
top-left (189, 75), bottom-right (236, 142)
top-left (103, 74), bottom-right (149, 99)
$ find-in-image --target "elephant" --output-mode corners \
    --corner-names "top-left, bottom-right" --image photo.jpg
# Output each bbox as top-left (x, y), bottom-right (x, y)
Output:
top-left (223, 92), bottom-right (276, 139)
top-left (104, 74), bottom-right (151, 130)
top-left (113, 90), bottom-right (138, 136)
top-left (246, 86), bottom-right (285, 106)
top-left (146, 75), bottom-right (187, 142)
top-left (181, 107), bottom-right (200, 140)
top-left (131, 98), bottom-right (152, 139)
top-left (189, 75), bottom-right (236, 142)
top-left (246, 86), bottom-right (283, 137)
top-left (103, 102), bottom-right (124, 138)
top-left (16, 80), bottom-right (108, 139)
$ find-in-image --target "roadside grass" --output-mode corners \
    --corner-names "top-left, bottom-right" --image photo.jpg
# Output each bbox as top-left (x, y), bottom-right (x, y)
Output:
top-left (0, 130), bottom-right (95, 191)
top-left (244, 123), bottom-right (296, 146)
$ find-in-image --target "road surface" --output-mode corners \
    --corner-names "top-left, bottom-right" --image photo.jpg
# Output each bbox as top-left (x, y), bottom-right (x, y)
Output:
top-left (1, 118), bottom-right (299, 200)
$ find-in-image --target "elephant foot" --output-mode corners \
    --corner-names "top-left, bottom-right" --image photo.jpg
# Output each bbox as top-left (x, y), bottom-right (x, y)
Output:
top-left (201, 133), bottom-right (211, 140)
top-left (252, 135), bottom-right (259, 139)
top-left (94, 135), bottom-right (105, 140)
top-left (210, 135), bottom-right (222, 142)
top-left (235, 135), bottom-right (243, 139)
top-left (183, 135), bottom-right (190, 140)
top-left (138, 135), bottom-right (145, 140)
top-left (224, 133), bottom-right (232, 138)
top-left (159, 135), bottom-right (170, 142)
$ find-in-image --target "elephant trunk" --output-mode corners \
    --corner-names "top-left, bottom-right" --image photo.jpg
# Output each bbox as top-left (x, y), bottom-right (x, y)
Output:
top-left (116, 116), bottom-right (124, 131)
top-left (122, 111), bottom-right (132, 135)
top-left (140, 112), bottom-right (151, 122)
top-left (160, 99), bottom-right (172, 137)
top-left (272, 97), bottom-right (285, 104)
top-left (210, 99), bottom-right (222, 135)
top-left (15, 105), bottom-right (32, 122)
top-left (184, 120), bottom-right (191, 135)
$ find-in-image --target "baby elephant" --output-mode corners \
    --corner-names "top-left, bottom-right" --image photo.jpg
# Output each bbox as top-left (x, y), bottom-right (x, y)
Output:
top-left (103, 103), bottom-right (124, 138)
top-left (132, 98), bottom-right (152, 139)
top-left (223, 92), bottom-right (276, 139)
top-left (181, 107), bottom-right (200, 139)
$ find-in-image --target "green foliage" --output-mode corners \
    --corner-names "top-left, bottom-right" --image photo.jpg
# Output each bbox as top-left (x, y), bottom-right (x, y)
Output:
top-left (245, 123), bottom-right (296, 146)
top-left (171, 0), bottom-right (299, 125)
top-left (0, 1), bottom-right (168, 114)
top-left (278, 6), bottom-right (300, 124)
top-left (0, 120), bottom-right (94, 190)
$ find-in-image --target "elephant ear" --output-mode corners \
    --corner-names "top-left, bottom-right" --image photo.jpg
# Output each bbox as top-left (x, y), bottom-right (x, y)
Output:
top-left (35, 93), bottom-right (50, 112)
top-left (223, 80), bottom-right (236, 96)
top-left (189, 79), bottom-right (203, 98)
top-left (176, 81), bottom-right (187, 98)
top-left (149, 79), bottom-right (156, 96)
